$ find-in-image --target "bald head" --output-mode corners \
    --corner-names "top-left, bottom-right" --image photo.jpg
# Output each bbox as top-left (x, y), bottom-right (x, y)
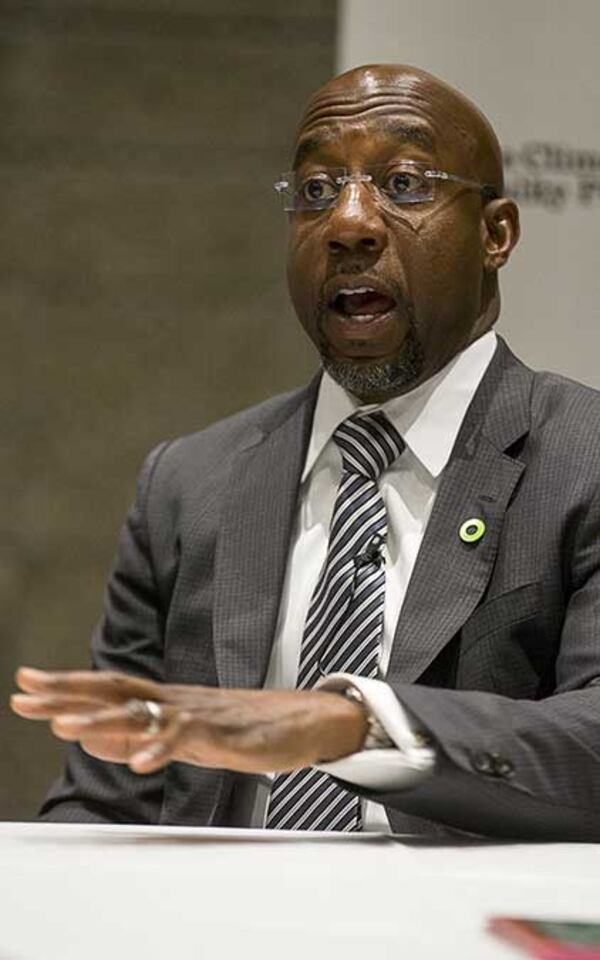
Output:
top-left (296, 64), bottom-right (504, 194)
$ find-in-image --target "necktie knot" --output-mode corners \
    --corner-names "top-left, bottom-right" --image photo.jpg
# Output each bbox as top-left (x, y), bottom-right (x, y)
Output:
top-left (333, 411), bottom-right (405, 480)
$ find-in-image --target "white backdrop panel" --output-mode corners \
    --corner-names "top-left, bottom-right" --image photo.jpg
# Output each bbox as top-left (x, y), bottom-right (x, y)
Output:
top-left (338, 1), bottom-right (600, 386)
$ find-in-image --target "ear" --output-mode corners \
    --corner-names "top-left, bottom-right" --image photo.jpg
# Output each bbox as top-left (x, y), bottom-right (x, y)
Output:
top-left (481, 198), bottom-right (520, 271)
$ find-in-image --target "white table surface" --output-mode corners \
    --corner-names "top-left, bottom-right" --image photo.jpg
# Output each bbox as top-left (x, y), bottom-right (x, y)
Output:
top-left (1, 822), bottom-right (599, 960)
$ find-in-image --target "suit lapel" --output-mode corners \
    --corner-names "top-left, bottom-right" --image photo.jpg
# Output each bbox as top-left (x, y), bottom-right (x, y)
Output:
top-left (387, 339), bottom-right (533, 685)
top-left (213, 381), bottom-right (318, 690)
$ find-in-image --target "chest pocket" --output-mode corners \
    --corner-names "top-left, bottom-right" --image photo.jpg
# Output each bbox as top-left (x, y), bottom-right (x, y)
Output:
top-left (456, 582), bottom-right (555, 698)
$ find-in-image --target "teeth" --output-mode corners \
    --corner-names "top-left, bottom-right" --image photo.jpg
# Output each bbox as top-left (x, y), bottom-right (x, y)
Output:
top-left (336, 286), bottom-right (377, 296)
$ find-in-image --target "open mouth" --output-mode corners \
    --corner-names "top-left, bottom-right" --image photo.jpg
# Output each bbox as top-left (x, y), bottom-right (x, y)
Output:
top-left (331, 286), bottom-right (397, 321)
top-left (321, 279), bottom-right (405, 358)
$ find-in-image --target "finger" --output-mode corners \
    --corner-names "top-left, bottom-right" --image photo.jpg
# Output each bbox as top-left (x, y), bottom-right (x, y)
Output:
top-left (10, 693), bottom-right (104, 720)
top-left (50, 702), bottom-right (175, 741)
top-left (15, 667), bottom-right (161, 703)
top-left (80, 733), bottom-right (137, 764)
top-left (129, 727), bottom-right (179, 774)
top-left (51, 706), bottom-right (143, 740)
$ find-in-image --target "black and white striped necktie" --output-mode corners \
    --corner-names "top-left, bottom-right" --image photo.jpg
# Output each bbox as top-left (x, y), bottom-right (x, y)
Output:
top-left (265, 411), bottom-right (405, 832)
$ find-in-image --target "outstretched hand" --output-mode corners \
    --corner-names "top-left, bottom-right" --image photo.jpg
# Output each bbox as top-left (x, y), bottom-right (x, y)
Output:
top-left (11, 667), bottom-right (367, 775)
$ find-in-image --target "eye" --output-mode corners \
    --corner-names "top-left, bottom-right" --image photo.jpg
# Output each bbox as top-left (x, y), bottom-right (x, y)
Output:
top-left (382, 169), bottom-right (430, 203)
top-left (297, 175), bottom-right (338, 208)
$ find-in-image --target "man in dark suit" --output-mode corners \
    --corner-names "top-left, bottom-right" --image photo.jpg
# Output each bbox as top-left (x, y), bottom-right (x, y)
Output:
top-left (12, 64), bottom-right (600, 840)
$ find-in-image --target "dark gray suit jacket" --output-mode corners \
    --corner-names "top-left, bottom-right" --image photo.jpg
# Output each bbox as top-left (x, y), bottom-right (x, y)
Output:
top-left (41, 338), bottom-right (600, 839)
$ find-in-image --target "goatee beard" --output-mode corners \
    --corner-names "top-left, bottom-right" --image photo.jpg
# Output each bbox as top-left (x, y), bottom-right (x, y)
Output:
top-left (317, 314), bottom-right (425, 403)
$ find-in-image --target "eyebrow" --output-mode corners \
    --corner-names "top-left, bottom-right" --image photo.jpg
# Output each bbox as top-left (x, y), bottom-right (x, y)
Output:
top-left (293, 119), bottom-right (436, 168)
top-left (386, 121), bottom-right (436, 150)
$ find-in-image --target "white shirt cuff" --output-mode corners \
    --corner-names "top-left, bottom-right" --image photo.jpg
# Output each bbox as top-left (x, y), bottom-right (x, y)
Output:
top-left (313, 674), bottom-right (436, 792)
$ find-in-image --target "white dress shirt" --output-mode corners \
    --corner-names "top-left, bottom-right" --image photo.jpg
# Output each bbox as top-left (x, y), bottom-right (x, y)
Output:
top-left (247, 331), bottom-right (498, 830)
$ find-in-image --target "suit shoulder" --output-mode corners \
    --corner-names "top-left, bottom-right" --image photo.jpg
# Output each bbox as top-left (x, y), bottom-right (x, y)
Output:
top-left (532, 367), bottom-right (600, 402)
top-left (531, 367), bottom-right (600, 420)
top-left (141, 382), bottom-right (316, 490)
top-left (529, 367), bottom-right (600, 460)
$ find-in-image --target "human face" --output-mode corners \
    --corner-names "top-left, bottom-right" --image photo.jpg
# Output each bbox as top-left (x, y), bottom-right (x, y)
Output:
top-left (286, 67), bottom-right (500, 402)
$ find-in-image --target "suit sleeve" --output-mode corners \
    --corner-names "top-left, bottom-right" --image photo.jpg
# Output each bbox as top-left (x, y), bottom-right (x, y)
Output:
top-left (39, 442), bottom-right (172, 824)
top-left (350, 484), bottom-right (600, 841)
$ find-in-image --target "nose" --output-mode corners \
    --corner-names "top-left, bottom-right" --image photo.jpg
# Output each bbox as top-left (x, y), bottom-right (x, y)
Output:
top-left (325, 181), bottom-right (387, 257)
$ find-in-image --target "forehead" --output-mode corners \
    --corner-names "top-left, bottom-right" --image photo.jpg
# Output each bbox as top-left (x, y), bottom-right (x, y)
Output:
top-left (293, 117), bottom-right (436, 169)
top-left (294, 73), bottom-right (477, 168)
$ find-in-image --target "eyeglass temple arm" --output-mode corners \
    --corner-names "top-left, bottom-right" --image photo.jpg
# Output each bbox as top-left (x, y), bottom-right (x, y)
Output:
top-left (425, 169), bottom-right (499, 200)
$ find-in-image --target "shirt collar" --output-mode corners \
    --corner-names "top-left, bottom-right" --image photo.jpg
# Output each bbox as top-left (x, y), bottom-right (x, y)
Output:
top-left (302, 331), bottom-right (498, 482)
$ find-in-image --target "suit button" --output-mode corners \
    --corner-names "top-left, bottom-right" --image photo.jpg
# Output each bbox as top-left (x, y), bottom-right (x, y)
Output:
top-left (491, 753), bottom-right (515, 777)
top-left (470, 751), bottom-right (495, 774)
top-left (470, 751), bottom-right (515, 777)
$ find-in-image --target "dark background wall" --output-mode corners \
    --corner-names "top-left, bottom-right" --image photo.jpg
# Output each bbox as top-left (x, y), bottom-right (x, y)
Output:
top-left (1, 0), bottom-right (336, 819)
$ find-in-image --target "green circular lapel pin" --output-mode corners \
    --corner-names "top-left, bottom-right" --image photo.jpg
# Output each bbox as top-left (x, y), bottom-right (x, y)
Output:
top-left (459, 518), bottom-right (486, 544)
